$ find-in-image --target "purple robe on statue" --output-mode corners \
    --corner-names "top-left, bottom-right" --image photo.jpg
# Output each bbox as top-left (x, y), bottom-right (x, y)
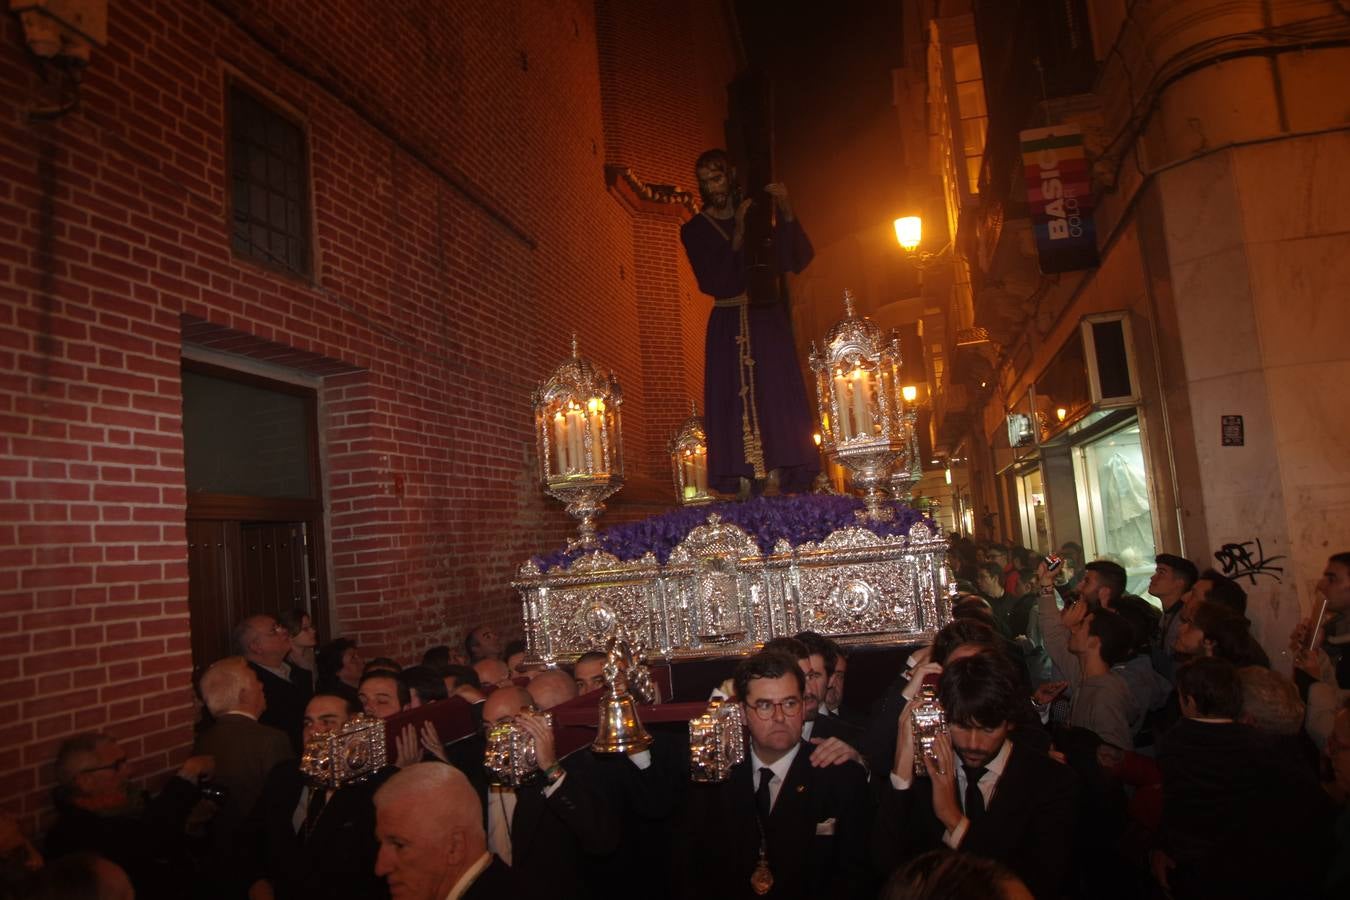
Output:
top-left (680, 212), bottom-right (820, 494)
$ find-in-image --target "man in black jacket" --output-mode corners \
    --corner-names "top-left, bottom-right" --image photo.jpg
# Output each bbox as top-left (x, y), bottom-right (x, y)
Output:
top-left (463, 686), bottom-right (618, 898)
top-left (873, 649), bottom-right (1078, 900)
top-left (237, 613), bottom-right (307, 752)
top-left (1152, 657), bottom-right (1333, 899)
top-left (243, 693), bottom-right (389, 900)
top-left (45, 734), bottom-right (214, 900)
top-left (676, 650), bottom-right (872, 900)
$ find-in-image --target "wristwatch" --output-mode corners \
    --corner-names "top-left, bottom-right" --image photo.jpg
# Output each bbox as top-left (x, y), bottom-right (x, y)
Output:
top-left (542, 762), bottom-right (565, 784)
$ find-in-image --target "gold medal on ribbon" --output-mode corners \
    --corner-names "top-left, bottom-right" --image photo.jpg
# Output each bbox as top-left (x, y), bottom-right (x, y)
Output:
top-left (751, 851), bottom-right (773, 895)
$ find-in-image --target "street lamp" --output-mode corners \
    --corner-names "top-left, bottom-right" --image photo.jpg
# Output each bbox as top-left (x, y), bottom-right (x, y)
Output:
top-left (893, 216), bottom-right (922, 253)
top-left (893, 214), bottom-right (952, 269)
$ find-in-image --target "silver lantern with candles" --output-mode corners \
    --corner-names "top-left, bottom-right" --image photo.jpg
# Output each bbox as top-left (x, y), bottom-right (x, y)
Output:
top-left (534, 336), bottom-right (624, 547)
top-left (809, 290), bottom-right (912, 520)
top-left (669, 403), bottom-right (711, 505)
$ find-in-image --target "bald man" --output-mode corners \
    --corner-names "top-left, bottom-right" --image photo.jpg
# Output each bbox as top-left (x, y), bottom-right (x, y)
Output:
top-left (459, 687), bottom-right (617, 896)
top-left (374, 764), bottom-right (519, 899)
top-left (473, 658), bottom-right (512, 689)
top-left (526, 667), bottom-right (578, 711)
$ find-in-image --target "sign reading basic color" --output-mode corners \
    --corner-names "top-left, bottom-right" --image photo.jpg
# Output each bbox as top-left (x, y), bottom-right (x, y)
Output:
top-left (1020, 124), bottom-right (1099, 274)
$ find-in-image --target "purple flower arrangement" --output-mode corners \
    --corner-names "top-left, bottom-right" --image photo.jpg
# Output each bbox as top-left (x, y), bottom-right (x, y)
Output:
top-left (531, 494), bottom-right (935, 573)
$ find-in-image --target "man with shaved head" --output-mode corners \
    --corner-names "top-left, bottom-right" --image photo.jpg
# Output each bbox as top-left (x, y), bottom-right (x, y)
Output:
top-left (463, 687), bottom-right (617, 895)
top-left (472, 657), bottom-right (512, 689)
top-left (374, 763), bottom-right (518, 898)
top-left (526, 667), bottom-right (577, 711)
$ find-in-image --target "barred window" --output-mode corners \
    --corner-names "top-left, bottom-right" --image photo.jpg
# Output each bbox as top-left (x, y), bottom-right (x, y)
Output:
top-left (228, 85), bottom-right (310, 276)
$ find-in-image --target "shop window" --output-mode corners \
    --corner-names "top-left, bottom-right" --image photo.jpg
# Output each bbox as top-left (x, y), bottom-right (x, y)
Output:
top-left (228, 84), bottom-right (311, 277)
top-left (1073, 419), bottom-right (1156, 595)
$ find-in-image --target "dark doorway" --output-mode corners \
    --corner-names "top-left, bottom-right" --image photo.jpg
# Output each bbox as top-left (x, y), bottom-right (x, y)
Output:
top-left (181, 359), bottom-right (327, 668)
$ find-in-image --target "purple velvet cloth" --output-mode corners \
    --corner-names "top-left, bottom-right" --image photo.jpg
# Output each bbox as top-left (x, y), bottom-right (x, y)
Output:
top-left (680, 213), bottom-right (820, 493)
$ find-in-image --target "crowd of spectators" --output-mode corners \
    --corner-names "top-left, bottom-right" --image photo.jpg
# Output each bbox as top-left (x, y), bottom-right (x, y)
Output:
top-left (3, 547), bottom-right (1348, 899)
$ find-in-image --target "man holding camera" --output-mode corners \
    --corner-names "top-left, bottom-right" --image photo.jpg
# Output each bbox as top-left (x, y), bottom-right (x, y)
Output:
top-left (874, 650), bottom-right (1078, 900)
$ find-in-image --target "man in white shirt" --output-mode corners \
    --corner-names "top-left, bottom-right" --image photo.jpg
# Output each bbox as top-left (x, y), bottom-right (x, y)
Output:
top-left (374, 763), bottom-right (519, 900)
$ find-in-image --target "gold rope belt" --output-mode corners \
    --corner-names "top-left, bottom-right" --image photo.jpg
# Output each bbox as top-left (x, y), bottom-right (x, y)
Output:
top-left (714, 294), bottom-right (765, 478)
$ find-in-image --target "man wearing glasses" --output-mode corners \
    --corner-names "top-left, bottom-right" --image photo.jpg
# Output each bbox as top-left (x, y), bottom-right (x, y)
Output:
top-left (45, 734), bottom-right (214, 900)
top-left (675, 650), bottom-right (870, 899)
top-left (235, 613), bottom-right (307, 751)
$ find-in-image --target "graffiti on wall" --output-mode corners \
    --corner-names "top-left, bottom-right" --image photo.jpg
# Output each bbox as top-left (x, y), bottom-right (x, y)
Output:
top-left (1213, 538), bottom-right (1285, 585)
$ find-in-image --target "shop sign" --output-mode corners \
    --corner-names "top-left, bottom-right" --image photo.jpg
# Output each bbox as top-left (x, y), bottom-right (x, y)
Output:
top-left (1020, 124), bottom-right (1099, 274)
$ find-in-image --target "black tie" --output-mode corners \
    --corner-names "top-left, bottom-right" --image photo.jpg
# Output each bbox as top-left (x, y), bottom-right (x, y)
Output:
top-left (962, 766), bottom-right (988, 822)
top-left (755, 767), bottom-right (774, 820)
top-left (301, 786), bottom-right (328, 840)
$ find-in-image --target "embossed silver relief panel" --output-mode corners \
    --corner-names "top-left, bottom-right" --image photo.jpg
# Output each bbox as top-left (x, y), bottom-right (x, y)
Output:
top-left (516, 518), bottom-right (951, 662)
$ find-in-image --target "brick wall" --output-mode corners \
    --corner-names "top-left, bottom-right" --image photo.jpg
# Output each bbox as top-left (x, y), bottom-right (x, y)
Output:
top-left (0, 0), bottom-right (733, 828)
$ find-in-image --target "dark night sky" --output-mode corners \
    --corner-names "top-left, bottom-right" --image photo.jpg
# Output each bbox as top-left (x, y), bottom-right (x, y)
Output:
top-left (735, 2), bottom-right (913, 251)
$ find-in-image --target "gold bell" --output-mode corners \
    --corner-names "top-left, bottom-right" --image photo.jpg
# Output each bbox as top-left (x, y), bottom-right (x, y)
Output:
top-left (592, 685), bottom-right (653, 754)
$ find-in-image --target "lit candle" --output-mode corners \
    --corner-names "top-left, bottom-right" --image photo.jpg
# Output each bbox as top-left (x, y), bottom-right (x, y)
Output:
top-left (851, 368), bottom-right (872, 437)
top-left (694, 448), bottom-right (707, 493)
top-left (587, 398), bottom-right (605, 471)
top-left (567, 405), bottom-right (585, 473)
top-left (552, 411), bottom-right (568, 473)
top-left (832, 370), bottom-right (851, 439)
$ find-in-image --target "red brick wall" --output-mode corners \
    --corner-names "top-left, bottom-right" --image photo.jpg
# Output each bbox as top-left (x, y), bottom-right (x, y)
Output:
top-left (0, 0), bottom-right (733, 828)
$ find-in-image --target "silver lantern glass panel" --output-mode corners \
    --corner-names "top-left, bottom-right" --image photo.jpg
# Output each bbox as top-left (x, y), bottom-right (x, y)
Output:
top-left (533, 336), bottom-right (624, 547)
top-left (809, 290), bottom-right (913, 520)
top-left (669, 405), bottom-right (711, 505)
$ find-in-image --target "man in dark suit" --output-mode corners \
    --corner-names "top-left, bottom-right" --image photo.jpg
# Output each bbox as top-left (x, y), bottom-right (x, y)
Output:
top-left (242, 694), bottom-right (389, 900)
top-left (676, 650), bottom-right (872, 900)
top-left (45, 734), bottom-right (213, 900)
top-left (795, 632), bottom-right (864, 748)
top-left (464, 686), bottom-right (618, 897)
top-left (374, 763), bottom-right (520, 899)
top-left (237, 613), bottom-right (307, 752)
top-left (193, 656), bottom-right (293, 893)
top-left (873, 649), bottom-right (1078, 900)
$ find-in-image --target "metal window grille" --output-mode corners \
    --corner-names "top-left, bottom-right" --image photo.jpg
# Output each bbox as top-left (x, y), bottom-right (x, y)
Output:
top-left (228, 86), bottom-right (310, 276)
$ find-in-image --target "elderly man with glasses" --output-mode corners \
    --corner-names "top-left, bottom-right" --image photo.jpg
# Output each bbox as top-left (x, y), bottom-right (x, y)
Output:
top-left (235, 613), bottom-right (307, 751)
top-left (674, 649), bottom-right (871, 900)
top-left (44, 733), bottom-right (214, 900)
